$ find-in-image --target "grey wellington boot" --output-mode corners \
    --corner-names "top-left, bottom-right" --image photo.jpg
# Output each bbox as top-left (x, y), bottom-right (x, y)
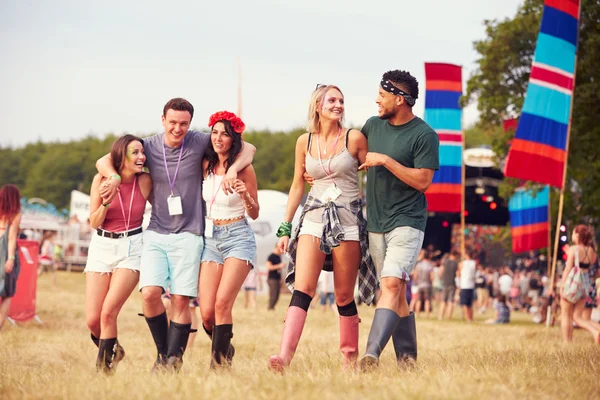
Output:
top-left (359, 308), bottom-right (401, 370)
top-left (391, 311), bottom-right (417, 365)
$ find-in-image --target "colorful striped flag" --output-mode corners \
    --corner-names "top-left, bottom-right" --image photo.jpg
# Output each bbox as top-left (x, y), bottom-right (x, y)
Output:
top-left (424, 63), bottom-right (463, 212)
top-left (509, 186), bottom-right (550, 253)
top-left (504, 0), bottom-right (580, 188)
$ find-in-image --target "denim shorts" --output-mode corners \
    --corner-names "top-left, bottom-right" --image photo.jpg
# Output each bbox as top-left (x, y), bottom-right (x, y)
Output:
top-left (139, 230), bottom-right (204, 297)
top-left (201, 219), bottom-right (256, 267)
top-left (368, 226), bottom-right (424, 281)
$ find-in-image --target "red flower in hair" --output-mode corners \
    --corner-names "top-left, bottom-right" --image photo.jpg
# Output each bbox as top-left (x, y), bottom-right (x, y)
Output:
top-left (208, 111), bottom-right (246, 134)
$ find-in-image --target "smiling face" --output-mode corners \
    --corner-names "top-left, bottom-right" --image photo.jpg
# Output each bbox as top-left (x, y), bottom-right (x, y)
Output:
top-left (211, 121), bottom-right (233, 156)
top-left (121, 140), bottom-right (146, 174)
top-left (162, 109), bottom-right (192, 147)
top-left (318, 88), bottom-right (345, 123)
top-left (376, 87), bottom-right (401, 120)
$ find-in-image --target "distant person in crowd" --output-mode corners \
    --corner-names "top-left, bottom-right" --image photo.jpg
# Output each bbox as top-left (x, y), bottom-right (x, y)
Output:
top-left (198, 111), bottom-right (259, 369)
top-left (270, 84), bottom-right (376, 372)
top-left (242, 268), bottom-right (261, 310)
top-left (458, 250), bottom-right (477, 323)
top-left (432, 258), bottom-right (444, 306)
top-left (560, 225), bottom-right (599, 344)
top-left (475, 263), bottom-right (489, 314)
top-left (498, 267), bottom-right (513, 296)
top-left (38, 231), bottom-right (58, 289)
top-left (413, 250), bottom-right (434, 319)
top-left (266, 245), bottom-right (285, 311)
top-left (96, 99), bottom-right (256, 372)
top-left (85, 134), bottom-right (152, 374)
top-left (0, 184), bottom-right (22, 330)
top-left (358, 70), bottom-right (438, 370)
top-left (162, 291), bottom-right (200, 354)
top-left (318, 270), bottom-right (335, 313)
top-left (484, 294), bottom-right (510, 324)
top-left (439, 250), bottom-right (460, 320)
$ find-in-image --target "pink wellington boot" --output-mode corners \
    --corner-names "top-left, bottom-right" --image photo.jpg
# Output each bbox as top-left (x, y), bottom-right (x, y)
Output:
top-left (268, 306), bottom-right (308, 372)
top-left (339, 314), bottom-right (360, 369)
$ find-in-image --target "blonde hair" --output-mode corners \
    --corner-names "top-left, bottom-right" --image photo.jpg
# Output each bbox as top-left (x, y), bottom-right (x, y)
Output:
top-left (306, 85), bottom-right (345, 134)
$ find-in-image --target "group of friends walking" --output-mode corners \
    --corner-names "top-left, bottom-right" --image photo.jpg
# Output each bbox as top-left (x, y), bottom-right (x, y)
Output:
top-left (78, 68), bottom-right (441, 374)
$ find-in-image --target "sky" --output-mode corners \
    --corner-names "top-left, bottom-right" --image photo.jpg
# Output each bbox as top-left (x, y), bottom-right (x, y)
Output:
top-left (0, 0), bottom-right (524, 147)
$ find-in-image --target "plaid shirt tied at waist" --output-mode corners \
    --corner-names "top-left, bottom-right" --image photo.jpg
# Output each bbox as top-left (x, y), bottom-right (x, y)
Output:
top-left (284, 194), bottom-right (378, 305)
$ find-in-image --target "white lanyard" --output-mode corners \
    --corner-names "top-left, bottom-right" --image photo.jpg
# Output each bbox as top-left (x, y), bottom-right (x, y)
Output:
top-left (207, 174), bottom-right (223, 219)
top-left (117, 176), bottom-right (137, 233)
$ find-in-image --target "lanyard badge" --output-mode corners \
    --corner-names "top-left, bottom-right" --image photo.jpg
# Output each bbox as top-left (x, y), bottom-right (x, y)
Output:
top-left (162, 137), bottom-right (185, 216)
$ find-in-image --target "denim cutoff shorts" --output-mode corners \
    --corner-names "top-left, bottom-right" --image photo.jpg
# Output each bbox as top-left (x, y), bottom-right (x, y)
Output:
top-left (201, 219), bottom-right (256, 267)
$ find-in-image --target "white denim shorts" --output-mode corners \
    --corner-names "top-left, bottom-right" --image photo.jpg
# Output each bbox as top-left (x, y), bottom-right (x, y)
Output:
top-left (368, 226), bottom-right (424, 281)
top-left (298, 219), bottom-right (360, 241)
top-left (84, 230), bottom-right (143, 274)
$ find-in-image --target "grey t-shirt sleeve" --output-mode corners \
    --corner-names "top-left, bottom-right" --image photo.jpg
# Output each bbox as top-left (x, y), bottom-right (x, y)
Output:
top-left (413, 131), bottom-right (440, 170)
top-left (187, 130), bottom-right (211, 150)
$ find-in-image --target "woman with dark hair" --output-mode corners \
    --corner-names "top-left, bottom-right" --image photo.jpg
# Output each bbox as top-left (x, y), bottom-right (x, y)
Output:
top-left (268, 85), bottom-right (376, 372)
top-left (85, 134), bottom-right (152, 373)
top-left (199, 111), bottom-right (259, 368)
top-left (560, 224), bottom-right (599, 344)
top-left (0, 184), bottom-right (22, 330)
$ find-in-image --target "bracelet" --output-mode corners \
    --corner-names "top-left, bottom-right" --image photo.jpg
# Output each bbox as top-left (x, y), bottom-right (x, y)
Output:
top-left (8, 255), bottom-right (15, 260)
top-left (102, 202), bottom-right (111, 208)
top-left (110, 174), bottom-right (121, 181)
top-left (276, 222), bottom-right (292, 238)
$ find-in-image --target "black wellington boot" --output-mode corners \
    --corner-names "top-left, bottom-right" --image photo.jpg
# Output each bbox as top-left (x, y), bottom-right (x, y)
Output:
top-left (210, 324), bottom-right (234, 369)
top-left (165, 321), bottom-right (191, 372)
top-left (203, 323), bottom-right (235, 363)
top-left (391, 312), bottom-right (417, 365)
top-left (96, 338), bottom-right (117, 375)
top-left (359, 308), bottom-right (401, 370)
top-left (146, 312), bottom-right (169, 372)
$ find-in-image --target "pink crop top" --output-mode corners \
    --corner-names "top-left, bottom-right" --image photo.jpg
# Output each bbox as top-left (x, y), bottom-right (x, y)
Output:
top-left (101, 179), bottom-right (146, 232)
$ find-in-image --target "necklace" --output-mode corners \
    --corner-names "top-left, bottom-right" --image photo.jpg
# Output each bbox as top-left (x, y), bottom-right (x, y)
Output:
top-left (319, 128), bottom-right (341, 155)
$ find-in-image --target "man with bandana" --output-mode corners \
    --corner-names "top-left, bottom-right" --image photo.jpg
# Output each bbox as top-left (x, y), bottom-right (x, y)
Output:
top-left (358, 70), bottom-right (439, 368)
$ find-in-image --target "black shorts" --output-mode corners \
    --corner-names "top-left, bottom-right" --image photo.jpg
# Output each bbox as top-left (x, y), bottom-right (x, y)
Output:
top-left (460, 289), bottom-right (474, 307)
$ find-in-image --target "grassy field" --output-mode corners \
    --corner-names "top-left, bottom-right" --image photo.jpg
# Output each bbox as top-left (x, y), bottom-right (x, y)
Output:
top-left (1, 271), bottom-right (598, 400)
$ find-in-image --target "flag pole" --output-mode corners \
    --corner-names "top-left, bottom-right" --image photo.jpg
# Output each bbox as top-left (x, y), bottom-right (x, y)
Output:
top-left (545, 186), bottom-right (553, 328)
top-left (547, 4), bottom-right (582, 327)
top-left (460, 123), bottom-right (466, 260)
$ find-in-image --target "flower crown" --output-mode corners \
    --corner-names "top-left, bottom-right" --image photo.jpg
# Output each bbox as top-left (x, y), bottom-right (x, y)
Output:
top-left (208, 111), bottom-right (245, 134)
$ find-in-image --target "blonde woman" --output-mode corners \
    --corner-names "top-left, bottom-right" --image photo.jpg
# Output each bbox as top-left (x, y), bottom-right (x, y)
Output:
top-left (269, 85), bottom-right (377, 371)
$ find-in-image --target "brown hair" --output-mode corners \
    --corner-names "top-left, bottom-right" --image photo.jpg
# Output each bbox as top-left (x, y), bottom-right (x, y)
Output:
top-left (574, 224), bottom-right (593, 247)
top-left (0, 184), bottom-right (21, 223)
top-left (110, 134), bottom-right (144, 173)
top-left (163, 98), bottom-right (194, 119)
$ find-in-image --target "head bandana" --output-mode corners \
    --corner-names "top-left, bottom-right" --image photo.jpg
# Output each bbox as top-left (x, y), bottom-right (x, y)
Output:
top-left (380, 79), bottom-right (416, 107)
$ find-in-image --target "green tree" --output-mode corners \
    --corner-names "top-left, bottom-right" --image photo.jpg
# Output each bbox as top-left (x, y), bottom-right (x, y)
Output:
top-left (464, 0), bottom-right (600, 225)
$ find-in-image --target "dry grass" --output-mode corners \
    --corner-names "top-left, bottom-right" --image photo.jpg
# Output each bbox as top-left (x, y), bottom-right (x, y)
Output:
top-left (1, 272), bottom-right (598, 400)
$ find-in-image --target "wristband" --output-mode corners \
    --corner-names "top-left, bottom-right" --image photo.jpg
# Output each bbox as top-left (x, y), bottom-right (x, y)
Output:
top-left (102, 202), bottom-right (111, 208)
top-left (110, 174), bottom-right (121, 181)
top-left (276, 222), bottom-right (292, 238)
top-left (8, 255), bottom-right (15, 260)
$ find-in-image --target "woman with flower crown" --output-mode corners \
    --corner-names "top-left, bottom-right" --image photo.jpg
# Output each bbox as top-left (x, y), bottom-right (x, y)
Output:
top-left (198, 111), bottom-right (260, 368)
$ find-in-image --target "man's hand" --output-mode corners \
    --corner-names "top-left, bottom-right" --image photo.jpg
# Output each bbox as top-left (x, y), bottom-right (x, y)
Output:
top-left (222, 169), bottom-right (238, 194)
top-left (99, 178), bottom-right (120, 202)
top-left (358, 152), bottom-right (389, 171)
top-left (302, 164), bottom-right (315, 186)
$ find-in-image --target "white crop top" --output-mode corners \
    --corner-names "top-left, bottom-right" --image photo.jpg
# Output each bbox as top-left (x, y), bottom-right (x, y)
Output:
top-left (202, 173), bottom-right (245, 220)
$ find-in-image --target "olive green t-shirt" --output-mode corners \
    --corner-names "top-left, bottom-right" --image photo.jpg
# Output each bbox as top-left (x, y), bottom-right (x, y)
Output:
top-left (362, 116), bottom-right (439, 233)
